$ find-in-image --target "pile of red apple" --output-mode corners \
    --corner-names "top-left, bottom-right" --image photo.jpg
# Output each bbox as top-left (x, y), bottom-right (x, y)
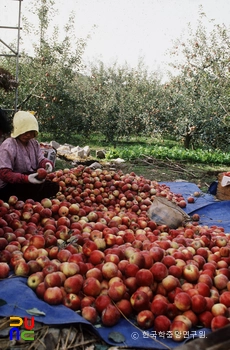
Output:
top-left (0, 165), bottom-right (230, 342)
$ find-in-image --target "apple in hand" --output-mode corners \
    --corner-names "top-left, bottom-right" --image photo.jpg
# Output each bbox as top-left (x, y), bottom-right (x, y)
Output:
top-left (36, 168), bottom-right (48, 180)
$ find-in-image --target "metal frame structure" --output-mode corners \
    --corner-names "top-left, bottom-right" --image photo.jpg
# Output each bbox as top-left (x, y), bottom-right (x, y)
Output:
top-left (0, 0), bottom-right (23, 112)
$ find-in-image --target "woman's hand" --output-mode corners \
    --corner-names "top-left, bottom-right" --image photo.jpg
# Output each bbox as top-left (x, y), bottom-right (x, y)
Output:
top-left (28, 173), bottom-right (45, 184)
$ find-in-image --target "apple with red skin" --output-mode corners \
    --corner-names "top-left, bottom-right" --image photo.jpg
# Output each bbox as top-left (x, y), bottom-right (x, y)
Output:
top-left (198, 310), bottom-right (213, 328)
top-left (82, 240), bottom-right (98, 257)
top-left (161, 255), bottom-right (176, 267)
top-left (124, 263), bottom-right (139, 278)
top-left (88, 250), bottom-right (105, 265)
top-left (182, 264), bottom-right (200, 283)
top-left (174, 292), bottom-right (191, 312)
top-left (81, 306), bottom-right (98, 324)
top-left (57, 249), bottom-right (72, 263)
top-left (44, 286), bottom-right (63, 305)
top-left (94, 294), bottom-right (112, 314)
top-left (36, 168), bottom-right (48, 180)
top-left (48, 246), bottom-right (59, 260)
top-left (191, 294), bottom-right (207, 314)
top-left (0, 262), bottom-right (10, 278)
top-left (86, 267), bottom-right (103, 282)
top-left (137, 310), bottom-right (155, 329)
top-left (219, 291), bottom-right (230, 307)
top-left (161, 275), bottom-right (180, 292)
top-left (214, 274), bottom-right (229, 290)
top-left (150, 262), bottom-right (168, 282)
top-left (59, 262), bottom-right (80, 277)
top-left (124, 276), bottom-right (138, 295)
top-left (40, 198), bottom-right (52, 208)
top-left (27, 271), bottom-right (44, 289)
top-left (170, 320), bottom-right (190, 342)
top-left (35, 282), bottom-right (46, 299)
top-left (44, 271), bottom-right (62, 288)
top-left (135, 268), bottom-right (154, 287)
top-left (150, 296), bottom-right (168, 316)
top-left (198, 273), bottom-right (213, 289)
top-left (116, 299), bottom-right (133, 318)
top-left (83, 277), bottom-right (101, 297)
top-left (8, 195), bottom-right (18, 205)
top-left (101, 261), bottom-right (118, 280)
top-left (14, 260), bottom-right (30, 276)
top-left (154, 315), bottom-right (171, 334)
top-left (23, 245), bottom-right (39, 261)
top-left (0, 237), bottom-right (9, 250)
top-left (62, 293), bottom-right (81, 310)
top-left (101, 304), bottom-right (120, 326)
top-left (0, 250), bottom-right (12, 264)
top-left (36, 255), bottom-right (50, 268)
top-left (211, 315), bottom-right (230, 331)
top-left (42, 262), bottom-right (58, 276)
top-left (29, 235), bottom-right (45, 249)
top-left (149, 246), bottom-right (164, 262)
top-left (64, 274), bottom-right (84, 294)
top-left (108, 281), bottom-right (127, 302)
top-left (211, 303), bottom-right (228, 317)
top-left (128, 251), bottom-right (145, 268)
top-left (130, 290), bottom-right (150, 312)
top-left (80, 296), bottom-right (95, 309)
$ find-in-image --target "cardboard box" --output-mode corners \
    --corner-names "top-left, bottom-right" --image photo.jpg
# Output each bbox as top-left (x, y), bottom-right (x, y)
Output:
top-left (216, 173), bottom-right (230, 200)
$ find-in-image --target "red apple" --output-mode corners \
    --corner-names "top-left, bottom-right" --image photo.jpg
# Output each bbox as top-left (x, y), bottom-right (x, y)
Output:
top-left (150, 262), bottom-right (168, 282)
top-left (62, 293), bottom-right (81, 310)
top-left (44, 286), bottom-right (63, 305)
top-left (81, 306), bottom-right (98, 324)
top-left (137, 310), bottom-right (154, 329)
top-left (174, 292), bottom-right (191, 312)
top-left (64, 274), bottom-right (84, 294)
top-left (27, 271), bottom-right (44, 289)
top-left (211, 315), bottom-right (230, 331)
top-left (153, 315), bottom-right (171, 334)
top-left (83, 277), bottom-right (101, 297)
top-left (101, 304), bottom-right (120, 326)
top-left (130, 290), bottom-right (150, 312)
top-left (0, 262), bottom-right (10, 278)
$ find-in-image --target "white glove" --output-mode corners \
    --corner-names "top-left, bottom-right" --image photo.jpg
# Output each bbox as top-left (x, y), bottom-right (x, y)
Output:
top-left (45, 163), bottom-right (53, 173)
top-left (28, 173), bottom-right (45, 184)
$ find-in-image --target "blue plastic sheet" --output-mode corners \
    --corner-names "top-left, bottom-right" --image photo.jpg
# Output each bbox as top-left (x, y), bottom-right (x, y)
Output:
top-left (161, 182), bottom-right (230, 232)
top-left (0, 182), bottom-right (228, 348)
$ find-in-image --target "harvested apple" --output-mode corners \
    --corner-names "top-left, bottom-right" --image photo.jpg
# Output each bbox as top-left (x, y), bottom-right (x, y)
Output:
top-left (36, 168), bottom-right (48, 180)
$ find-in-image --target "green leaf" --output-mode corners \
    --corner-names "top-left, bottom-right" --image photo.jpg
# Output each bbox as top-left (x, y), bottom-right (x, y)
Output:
top-left (108, 331), bottom-right (126, 343)
top-left (0, 299), bottom-right (7, 306)
top-left (26, 308), bottom-right (46, 316)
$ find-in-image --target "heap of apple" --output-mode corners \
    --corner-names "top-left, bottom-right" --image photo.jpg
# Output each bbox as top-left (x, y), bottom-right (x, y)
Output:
top-left (0, 165), bottom-right (230, 342)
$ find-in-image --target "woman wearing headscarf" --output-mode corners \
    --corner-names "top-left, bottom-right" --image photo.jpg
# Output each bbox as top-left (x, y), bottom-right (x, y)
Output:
top-left (0, 110), bottom-right (59, 202)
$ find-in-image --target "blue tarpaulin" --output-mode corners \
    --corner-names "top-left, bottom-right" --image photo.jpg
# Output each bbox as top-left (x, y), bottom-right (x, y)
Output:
top-left (0, 182), bottom-right (228, 349)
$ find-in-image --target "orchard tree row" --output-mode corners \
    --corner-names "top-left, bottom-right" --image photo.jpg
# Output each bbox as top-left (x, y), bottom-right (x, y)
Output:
top-left (1, 2), bottom-right (230, 150)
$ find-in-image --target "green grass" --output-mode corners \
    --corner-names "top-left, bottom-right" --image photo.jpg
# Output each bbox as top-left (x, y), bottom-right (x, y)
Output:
top-left (40, 133), bottom-right (230, 166)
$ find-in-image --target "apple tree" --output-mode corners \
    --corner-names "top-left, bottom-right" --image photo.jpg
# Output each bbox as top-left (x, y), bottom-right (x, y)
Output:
top-left (160, 14), bottom-right (230, 150)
